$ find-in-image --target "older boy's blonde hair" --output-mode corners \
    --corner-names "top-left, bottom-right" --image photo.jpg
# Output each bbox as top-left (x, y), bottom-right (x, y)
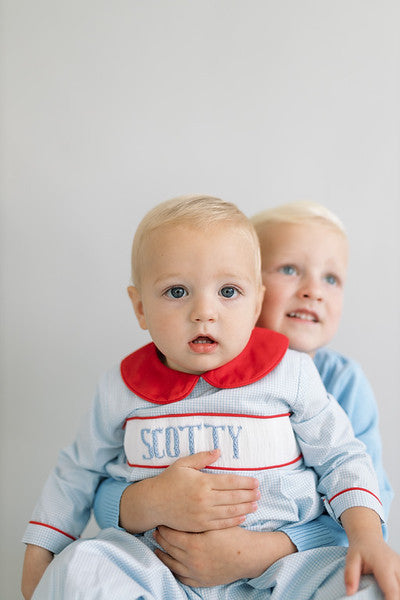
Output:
top-left (251, 200), bottom-right (346, 236)
top-left (131, 194), bottom-right (262, 287)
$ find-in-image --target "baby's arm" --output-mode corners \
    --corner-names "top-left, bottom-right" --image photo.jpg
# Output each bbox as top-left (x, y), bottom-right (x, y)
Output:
top-left (278, 353), bottom-right (392, 551)
top-left (21, 371), bottom-right (138, 598)
top-left (314, 350), bottom-right (393, 524)
top-left (21, 545), bottom-right (53, 600)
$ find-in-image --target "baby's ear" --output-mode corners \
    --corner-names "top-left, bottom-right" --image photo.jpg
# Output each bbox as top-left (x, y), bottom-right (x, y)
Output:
top-left (127, 286), bottom-right (147, 330)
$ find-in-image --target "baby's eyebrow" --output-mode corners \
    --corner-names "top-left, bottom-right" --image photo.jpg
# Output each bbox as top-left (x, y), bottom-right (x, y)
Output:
top-left (216, 274), bottom-right (256, 285)
top-left (155, 271), bottom-right (255, 282)
top-left (153, 274), bottom-right (185, 285)
top-left (217, 271), bottom-right (252, 279)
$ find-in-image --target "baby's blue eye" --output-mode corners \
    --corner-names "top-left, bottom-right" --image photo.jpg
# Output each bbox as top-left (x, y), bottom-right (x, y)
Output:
top-left (325, 274), bottom-right (338, 286)
top-left (279, 265), bottom-right (297, 276)
top-left (165, 287), bottom-right (187, 299)
top-left (220, 286), bottom-right (238, 298)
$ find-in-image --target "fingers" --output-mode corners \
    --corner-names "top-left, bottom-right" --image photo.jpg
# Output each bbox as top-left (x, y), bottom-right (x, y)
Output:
top-left (174, 449), bottom-right (221, 470)
top-left (154, 547), bottom-right (187, 577)
top-left (161, 451), bottom-right (261, 532)
top-left (207, 501), bottom-right (258, 529)
top-left (189, 488), bottom-right (259, 530)
top-left (344, 542), bottom-right (400, 600)
top-left (204, 486), bottom-right (260, 529)
top-left (372, 565), bottom-right (400, 600)
top-left (344, 550), bottom-right (362, 597)
top-left (206, 513), bottom-right (246, 530)
top-left (211, 473), bottom-right (259, 491)
top-left (212, 487), bottom-right (260, 506)
top-left (174, 452), bottom-right (260, 492)
top-left (154, 528), bottom-right (207, 587)
top-left (154, 548), bottom-right (202, 588)
top-left (154, 526), bottom-right (185, 555)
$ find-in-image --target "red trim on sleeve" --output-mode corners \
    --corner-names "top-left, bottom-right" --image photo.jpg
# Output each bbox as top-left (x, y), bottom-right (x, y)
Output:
top-left (29, 521), bottom-right (77, 541)
top-left (328, 487), bottom-right (382, 506)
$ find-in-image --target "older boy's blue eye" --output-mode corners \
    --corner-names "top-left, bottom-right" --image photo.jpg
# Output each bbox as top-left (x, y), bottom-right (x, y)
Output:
top-left (220, 286), bottom-right (237, 298)
top-left (279, 265), bottom-right (297, 276)
top-left (325, 274), bottom-right (338, 285)
top-left (166, 287), bottom-right (187, 299)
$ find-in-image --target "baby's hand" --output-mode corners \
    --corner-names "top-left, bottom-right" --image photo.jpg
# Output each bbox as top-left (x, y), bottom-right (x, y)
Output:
top-left (149, 449), bottom-right (260, 532)
top-left (345, 538), bottom-right (400, 599)
top-left (341, 507), bottom-right (400, 599)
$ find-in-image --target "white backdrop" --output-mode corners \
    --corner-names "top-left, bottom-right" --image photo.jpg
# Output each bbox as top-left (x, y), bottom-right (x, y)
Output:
top-left (1, 2), bottom-right (399, 598)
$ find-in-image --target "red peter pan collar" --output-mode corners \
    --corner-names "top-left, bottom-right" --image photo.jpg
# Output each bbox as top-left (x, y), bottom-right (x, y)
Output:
top-left (120, 327), bottom-right (289, 405)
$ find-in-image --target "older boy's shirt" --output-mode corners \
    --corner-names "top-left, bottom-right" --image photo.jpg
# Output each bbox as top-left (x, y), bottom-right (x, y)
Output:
top-left (22, 328), bottom-right (384, 555)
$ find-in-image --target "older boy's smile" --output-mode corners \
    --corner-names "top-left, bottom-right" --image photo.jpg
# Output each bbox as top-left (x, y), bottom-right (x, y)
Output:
top-left (287, 309), bottom-right (319, 323)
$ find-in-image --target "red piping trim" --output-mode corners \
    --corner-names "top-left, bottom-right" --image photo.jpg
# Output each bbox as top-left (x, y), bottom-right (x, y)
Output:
top-left (127, 453), bottom-right (303, 471)
top-left (29, 521), bottom-right (77, 541)
top-left (124, 412), bottom-right (292, 428)
top-left (328, 487), bottom-right (382, 506)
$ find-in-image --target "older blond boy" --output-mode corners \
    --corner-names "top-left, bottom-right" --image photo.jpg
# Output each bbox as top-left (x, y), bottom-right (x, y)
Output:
top-left (23, 197), bottom-right (397, 600)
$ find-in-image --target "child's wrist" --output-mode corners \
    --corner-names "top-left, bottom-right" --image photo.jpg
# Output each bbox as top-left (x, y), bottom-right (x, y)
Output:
top-left (22, 545), bottom-right (54, 600)
top-left (25, 544), bottom-right (54, 561)
top-left (240, 530), bottom-right (297, 579)
top-left (340, 507), bottom-right (383, 545)
top-left (119, 477), bottom-right (164, 533)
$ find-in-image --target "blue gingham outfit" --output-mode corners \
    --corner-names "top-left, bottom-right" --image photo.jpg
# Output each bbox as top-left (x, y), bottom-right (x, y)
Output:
top-left (94, 347), bottom-right (392, 550)
top-left (24, 328), bottom-right (384, 599)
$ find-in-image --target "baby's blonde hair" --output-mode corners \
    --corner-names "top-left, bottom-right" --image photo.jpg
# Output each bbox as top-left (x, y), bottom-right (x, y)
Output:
top-left (251, 200), bottom-right (346, 236)
top-left (131, 194), bottom-right (262, 287)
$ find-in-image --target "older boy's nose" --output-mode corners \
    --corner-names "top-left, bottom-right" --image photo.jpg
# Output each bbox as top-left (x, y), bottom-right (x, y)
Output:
top-left (299, 277), bottom-right (323, 302)
top-left (302, 290), bottom-right (322, 301)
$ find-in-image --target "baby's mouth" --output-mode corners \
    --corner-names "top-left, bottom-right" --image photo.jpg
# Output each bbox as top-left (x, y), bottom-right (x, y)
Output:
top-left (189, 335), bottom-right (218, 353)
top-left (191, 336), bottom-right (216, 344)
top-left (287, 311), bottom-right (319, 323)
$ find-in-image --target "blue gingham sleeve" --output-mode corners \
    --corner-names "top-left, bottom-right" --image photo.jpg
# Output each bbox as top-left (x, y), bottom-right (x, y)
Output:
top-left (290, 353), bottom-right (384, 525)
top-left (281, 350), bottom-right (391, 551)
top-left (22, 373), bottom-right (126, 554)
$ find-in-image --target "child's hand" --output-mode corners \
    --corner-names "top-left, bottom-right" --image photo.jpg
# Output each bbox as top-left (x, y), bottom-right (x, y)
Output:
top-left (120, 449), bottom-right (260, 533)
top-left (21, 544), bottom-right (54, 600)
top-left (341, 507), bottom-right (400, 599)
top-left (149, 449), bottom-right (259, 532)
top-left (153, 526), bottom-right (296, 587)
top-left (345, 539), bottom-right (400, 599)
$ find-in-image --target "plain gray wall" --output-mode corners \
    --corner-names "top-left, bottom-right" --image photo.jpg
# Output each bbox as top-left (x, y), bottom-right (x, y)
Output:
top-left (1, 1), bottom-right (399, 598)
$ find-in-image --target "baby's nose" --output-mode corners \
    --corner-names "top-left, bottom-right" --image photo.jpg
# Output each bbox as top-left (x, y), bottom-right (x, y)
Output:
top-left (190, 296), bottom-right (217, 322)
